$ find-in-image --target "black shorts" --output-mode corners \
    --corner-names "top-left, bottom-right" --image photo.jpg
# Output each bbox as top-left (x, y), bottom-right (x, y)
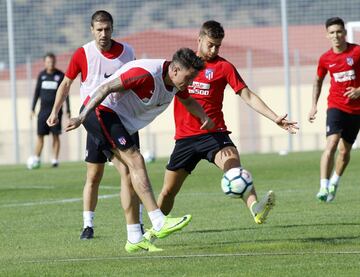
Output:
top-left (37, 110), bottom-right (62, 136)
top-left (82, 106), bottom-right (139, 162)
top-left (85, 131), bottom-right (140, 163)
top-left (166, 132), bottom-right (236, 174)
top-left (326, 108), bottom-right (360, 144)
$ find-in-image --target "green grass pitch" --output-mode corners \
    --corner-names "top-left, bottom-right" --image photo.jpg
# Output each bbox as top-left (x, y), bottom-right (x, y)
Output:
top-left (1, 150), bottom-right (360, 276)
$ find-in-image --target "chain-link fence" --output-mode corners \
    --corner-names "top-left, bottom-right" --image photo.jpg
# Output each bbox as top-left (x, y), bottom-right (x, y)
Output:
top-left (1, 0), bottom-right (360, 164)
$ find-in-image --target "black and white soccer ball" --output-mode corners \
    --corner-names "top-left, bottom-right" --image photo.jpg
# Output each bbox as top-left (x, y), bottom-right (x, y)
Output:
top-left (221, 167), bottom-right (253, 198)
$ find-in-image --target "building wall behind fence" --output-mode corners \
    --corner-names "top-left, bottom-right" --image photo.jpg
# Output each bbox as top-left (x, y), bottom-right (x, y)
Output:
top-left (1, 0), bottom-right (360, 164)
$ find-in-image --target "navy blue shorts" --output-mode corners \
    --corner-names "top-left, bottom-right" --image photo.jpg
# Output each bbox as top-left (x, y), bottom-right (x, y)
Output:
top-left (82, 106), bottom-right (139, 162)
top-left (326, 108), bottom-right (360, 144)
top-left (166, 132), bottom-right (235, 174)
top-left (38, 110), bottom-right (62, 136)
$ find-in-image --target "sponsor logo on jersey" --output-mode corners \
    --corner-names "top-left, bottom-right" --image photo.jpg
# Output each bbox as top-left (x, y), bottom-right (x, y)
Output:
top-left (188, 88), bottom-right (210, 95)
top-left (329, 63), bottom-right (336, 68)
top-left (118, 136), bottom-right (127, 146)
top-left (41, 80), bottom-right (58, 90)
top-left (189, 81), bottom-right (210, 95)
top-left (346, 57), bottom-right (354, 66)
top-left (192, 81), bottom-right (210, 89)
top-left (205, 69), bottom-right (214, 80)
top-left (333, 69), bottom-right (356, 82)
top-left (104, 73), bottom-right (112, 78)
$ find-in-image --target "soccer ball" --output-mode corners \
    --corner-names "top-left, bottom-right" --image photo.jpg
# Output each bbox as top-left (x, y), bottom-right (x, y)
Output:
top-left (221, 167), bottom-right (253, 198)
top-left (26, 156), bottom-right (40, 170)
top-left (142, 150), bottom-right (155, 163)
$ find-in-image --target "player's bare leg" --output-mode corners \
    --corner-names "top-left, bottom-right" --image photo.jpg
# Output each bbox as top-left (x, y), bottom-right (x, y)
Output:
top-left (80, 162), bottom-right (104, 239)
top-left (111, 146), bottom-right (192, 243)
top-left (158, 169), bottom-right (189, 215)
top-left (30, 135), bottom-right (44, 169)
top-left (34, 135), bottom-right (44, 158)
top-left (51, 134), bottom-right (60, 167)
top-left (327, 138), bottom-right (352, 202)
top-left (317, 133), bottom-right (340, 201)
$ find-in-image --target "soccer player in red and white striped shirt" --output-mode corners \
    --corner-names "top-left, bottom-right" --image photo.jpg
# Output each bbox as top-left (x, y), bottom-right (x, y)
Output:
top-left (309, 17), bottom-right (360, 202)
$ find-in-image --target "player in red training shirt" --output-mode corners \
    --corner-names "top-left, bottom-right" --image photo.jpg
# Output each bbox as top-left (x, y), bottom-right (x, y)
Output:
top-left (309, 17), bottom-right (360, 202)
top-left (154, 20), bottom-right (298, 228)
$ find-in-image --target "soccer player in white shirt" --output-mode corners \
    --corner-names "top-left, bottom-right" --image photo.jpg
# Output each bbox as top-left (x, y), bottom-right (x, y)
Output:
top-left (65, 48), bottom-right (214, 252)
top-left (47, 11), bottom-right (140, 240)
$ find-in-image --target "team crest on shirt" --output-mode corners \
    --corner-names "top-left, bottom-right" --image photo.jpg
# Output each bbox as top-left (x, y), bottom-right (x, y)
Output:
top-left (54, 75), bottom-right (61, 82)
top-left (205, 69), bottom-right (214, 80)
top-left (346, 57), bottom-right (354, 66)
top-left (118, 136), bottom-right (127, 146)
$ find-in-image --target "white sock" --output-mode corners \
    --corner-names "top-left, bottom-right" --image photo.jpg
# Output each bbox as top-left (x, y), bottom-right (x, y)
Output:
top-left (148, 209), bottom-right (165, 231)
top-left (250, 201), bottom-right (258, 217)
top-left (329, 172), bottom-right (340, 186)
top-left (127, 224), bottom-right (143, 244)
top-left (33, 156), bottom-right (40, 162)
top-left (83, 211), bottom-right (95, 228)
top-left (51, 158), bottom-right (59, 164)
top-left (320, 179), bottom-right (329, 190)
top-left (139, 203), bottom-right (144, 225)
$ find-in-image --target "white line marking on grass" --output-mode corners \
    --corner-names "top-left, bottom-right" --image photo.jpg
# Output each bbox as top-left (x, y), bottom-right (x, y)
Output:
top-left (0, 186), bottom-right (55, 190)
top-left (100, 186), bottom-right (118, 190)
top-left (0, 194), bottom-right (118, 208)
top-left (24, 251), bottom-right (360, 264)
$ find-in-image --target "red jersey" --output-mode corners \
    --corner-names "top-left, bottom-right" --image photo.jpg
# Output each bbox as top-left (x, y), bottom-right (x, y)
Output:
top-left (174, 55), bottom-right (247, 139)
top-left (317, 43), bottom-right (360, 114)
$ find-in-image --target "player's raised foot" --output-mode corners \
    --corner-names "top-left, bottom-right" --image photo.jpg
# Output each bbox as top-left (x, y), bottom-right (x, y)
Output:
top-left (80, 226), bottom-right (94, 240)
top-left (147, 214), bottom-right (192, 239)
top-left (326, 184), bottom-right (338, 202)
top-left (316, 188), bottom-right (328, 202)
top-left (252, 191), bottom-right (275, 224)
top-left (125, 239), bottom-right (163, 253)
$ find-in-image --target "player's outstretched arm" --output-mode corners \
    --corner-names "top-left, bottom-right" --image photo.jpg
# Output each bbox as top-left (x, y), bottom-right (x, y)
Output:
top-left (47, 77), bottom-right (73, 127)
top-left (177, 96), bottom-right (215, 130)
top-left (66, 78), bottom-right (123, 132)
top-left (239, 87), bottom-right (299, 134)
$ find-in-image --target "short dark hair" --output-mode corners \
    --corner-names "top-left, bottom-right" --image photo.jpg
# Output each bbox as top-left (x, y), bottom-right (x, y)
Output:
top-left (199, 20), bottom-right (225, 39)
top-left (325, 17), bottom-right (345, 29)
top-left (91, 10), bottom-right (113, 27)
top-left (43, 52), bottom-right (55, 60)
top-left (172, 48), bottom-right (204, 71)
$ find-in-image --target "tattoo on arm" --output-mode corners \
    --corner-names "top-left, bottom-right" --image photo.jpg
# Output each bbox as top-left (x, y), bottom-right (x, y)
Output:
top-left (79, 78), bottom-right (123, 121)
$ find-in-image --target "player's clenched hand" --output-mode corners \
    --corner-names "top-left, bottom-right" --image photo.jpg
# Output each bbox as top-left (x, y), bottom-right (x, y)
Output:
top-left (47, 113), bottom-right (59, 127)
top-left (308, 106), bottom-right (317, 123)
top-left (200, 116), bottom-right (215, 130)
top-left (274, 114), bottom-right (299, 134)
top-left (65, 117), bottom-right (82, 132)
